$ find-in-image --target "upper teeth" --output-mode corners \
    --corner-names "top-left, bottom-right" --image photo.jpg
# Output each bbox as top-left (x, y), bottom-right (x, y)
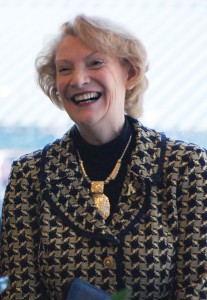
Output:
top-left (74, 92), bottom-right (99, 102)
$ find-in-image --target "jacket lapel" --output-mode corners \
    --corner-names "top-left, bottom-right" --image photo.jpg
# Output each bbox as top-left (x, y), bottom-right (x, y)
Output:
top-left (42, 130), bottom-right (118, 243)
top-left (109, 119), bottom-right (166, 235)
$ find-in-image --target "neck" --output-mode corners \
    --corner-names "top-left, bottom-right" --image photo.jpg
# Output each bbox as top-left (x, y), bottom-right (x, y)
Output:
top-left (76, 117), bottom-right (125, 145)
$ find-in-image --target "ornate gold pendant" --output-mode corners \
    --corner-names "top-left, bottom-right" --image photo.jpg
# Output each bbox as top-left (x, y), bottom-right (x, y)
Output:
top-left (93, 193), bottom-right (110, 220)
top-left (91, 181), bottom-right (110, 220)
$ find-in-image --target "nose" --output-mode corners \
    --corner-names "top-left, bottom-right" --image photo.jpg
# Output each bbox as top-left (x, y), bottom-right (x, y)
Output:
top-left (70, 68), bottom-right (90, 88)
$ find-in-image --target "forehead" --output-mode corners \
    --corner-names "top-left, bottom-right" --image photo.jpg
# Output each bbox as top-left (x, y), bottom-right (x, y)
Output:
top-left (55, 35), bottom-right (122, 67)
top-left (55, 35), bottom-right (96, 60)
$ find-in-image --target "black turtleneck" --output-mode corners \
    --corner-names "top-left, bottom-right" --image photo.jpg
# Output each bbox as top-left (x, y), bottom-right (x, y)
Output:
top-left (71, 117), bottom-right (135, 222)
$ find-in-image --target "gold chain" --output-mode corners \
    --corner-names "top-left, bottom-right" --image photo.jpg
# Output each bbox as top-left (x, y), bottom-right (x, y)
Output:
top-left (77, 134), bottom-right (132, 219)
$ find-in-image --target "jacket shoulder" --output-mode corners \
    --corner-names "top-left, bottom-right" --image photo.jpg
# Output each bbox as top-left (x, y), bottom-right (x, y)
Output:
top-left (134, 117), bottom-right (206, 160)
top-left (165, 136), bottom-right (207, 164)
top-left (131, 118), bottom-right (207, 172)
top-left (14, 130), bottom-right (71, 167)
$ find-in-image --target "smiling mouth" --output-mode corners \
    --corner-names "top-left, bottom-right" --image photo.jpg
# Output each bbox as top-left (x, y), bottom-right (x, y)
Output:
top-left (71, 92), bottom-right (102, 104)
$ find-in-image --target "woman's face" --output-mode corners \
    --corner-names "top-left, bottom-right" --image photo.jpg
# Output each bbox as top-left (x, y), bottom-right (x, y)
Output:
top-left (55, 35), bottom-right (132, 132)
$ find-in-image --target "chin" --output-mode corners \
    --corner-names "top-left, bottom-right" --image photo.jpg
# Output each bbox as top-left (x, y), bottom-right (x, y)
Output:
top-left (72, 115), bottom-right (101, 127)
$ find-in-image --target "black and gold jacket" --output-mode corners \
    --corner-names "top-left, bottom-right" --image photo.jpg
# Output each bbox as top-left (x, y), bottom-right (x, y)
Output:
top-left (1, 118), bottom-right (207, 300)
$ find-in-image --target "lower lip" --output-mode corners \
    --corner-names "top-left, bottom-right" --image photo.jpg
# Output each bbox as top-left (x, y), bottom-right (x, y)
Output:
top-left (78, 101), bottom-right (96, 107)
top-left (74, 98), bottom-right (100, 106)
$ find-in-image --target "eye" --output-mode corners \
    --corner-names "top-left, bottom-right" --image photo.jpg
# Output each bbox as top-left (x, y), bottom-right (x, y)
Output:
top-left (56, 66), bottom-right (72, 74)
top-left (89, 59), bottom-right (104, 69)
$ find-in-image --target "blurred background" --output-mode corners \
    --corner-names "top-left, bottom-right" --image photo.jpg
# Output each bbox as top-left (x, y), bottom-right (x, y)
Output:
top-left (0, 0), bottom-right (207, 216)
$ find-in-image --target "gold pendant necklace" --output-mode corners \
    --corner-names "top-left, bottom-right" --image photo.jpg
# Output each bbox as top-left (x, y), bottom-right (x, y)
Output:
top-left (77, 134), bottom-right (132, 220)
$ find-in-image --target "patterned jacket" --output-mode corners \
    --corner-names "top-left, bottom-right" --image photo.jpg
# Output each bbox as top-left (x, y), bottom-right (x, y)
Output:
top-left (1, 118), bottom-right (207, 300)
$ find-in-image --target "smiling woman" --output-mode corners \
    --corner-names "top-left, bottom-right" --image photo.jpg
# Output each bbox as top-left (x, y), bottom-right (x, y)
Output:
top-left (35, 15), bottom-right (148, 119)
top-left (54, 35), bottom-right (136, 144)
top-left (0, 14), bottom-right (207, 300)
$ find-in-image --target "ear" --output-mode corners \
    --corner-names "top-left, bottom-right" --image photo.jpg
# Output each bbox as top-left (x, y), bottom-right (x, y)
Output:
top-left (125, 64), bottom-right (139, 91)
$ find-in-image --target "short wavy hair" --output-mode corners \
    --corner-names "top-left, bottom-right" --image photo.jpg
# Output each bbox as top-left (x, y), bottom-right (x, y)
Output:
top-left (35, 14), bottom-right (148, 118)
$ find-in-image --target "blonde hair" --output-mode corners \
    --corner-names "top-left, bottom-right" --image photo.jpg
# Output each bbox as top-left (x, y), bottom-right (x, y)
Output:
top-left (35, 14), bottom-right (148, 118)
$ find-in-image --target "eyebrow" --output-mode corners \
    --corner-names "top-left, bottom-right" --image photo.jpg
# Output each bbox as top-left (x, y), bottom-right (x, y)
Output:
top-left (55, 51), bottom-right (100, 64)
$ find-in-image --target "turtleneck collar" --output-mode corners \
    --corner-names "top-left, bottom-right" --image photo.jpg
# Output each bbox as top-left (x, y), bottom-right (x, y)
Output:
top-left (71, 117), bottom-right (132, 165)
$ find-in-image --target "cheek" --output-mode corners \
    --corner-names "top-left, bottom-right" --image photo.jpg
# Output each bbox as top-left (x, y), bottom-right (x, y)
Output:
top-left (56, 78), bottom-right (67, 96)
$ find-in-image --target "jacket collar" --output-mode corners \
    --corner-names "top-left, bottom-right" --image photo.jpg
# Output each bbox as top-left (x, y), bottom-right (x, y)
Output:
top-left (129, 117), bottom-right (166, 184)
top-left (41, 118), bottom-right (166, 243)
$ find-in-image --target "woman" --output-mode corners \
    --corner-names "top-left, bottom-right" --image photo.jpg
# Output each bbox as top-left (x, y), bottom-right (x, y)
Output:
top-left (1, 15), bottom-right (207, 300)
